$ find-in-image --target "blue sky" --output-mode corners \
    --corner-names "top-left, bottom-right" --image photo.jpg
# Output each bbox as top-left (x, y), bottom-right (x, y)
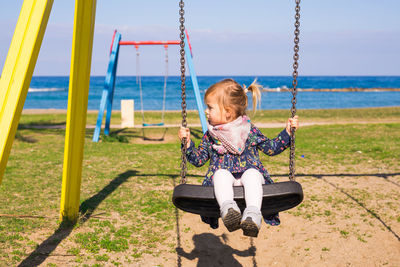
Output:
top-left (0, 0), bottom-right (399, 76)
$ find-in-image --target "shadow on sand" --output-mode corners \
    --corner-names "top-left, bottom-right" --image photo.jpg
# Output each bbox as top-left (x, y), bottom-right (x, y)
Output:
top-left (176, 233), bottom-right (256, 267)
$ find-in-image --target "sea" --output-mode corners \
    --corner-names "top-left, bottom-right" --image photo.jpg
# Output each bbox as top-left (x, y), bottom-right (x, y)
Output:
top-left (26, 76), bottom-right (400, 111)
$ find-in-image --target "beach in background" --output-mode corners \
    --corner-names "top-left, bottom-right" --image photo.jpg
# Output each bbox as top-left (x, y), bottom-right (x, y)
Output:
top-left (25, 76), bottom-right (400, 111)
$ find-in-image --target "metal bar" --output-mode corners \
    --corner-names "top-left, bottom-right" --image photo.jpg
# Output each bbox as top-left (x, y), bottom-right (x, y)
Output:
top-left (185, 29), bottom-right (193, 57)
top-left (92, 32), bottom-right (121, 141)
top-left (119, 41), bottom-right (180, 46)
top-left (0, 0), bottom-right (54, 184)
top-left (104, 42), bottom-right (120, 135)
top-left (184, 33), bottom-right (207, 133)
top-left (60, 0), bottom-right (97, 222)
top-left (109, 29), bottom-right (116, 55)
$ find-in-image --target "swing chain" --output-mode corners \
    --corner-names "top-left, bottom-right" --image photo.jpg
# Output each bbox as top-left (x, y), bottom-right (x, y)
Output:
top-left (161, 46), bottom-right (168, 123)
top-left (289, 0), bottom-right (301, 181)
top-left (179, 0), bottom-right (187, 184)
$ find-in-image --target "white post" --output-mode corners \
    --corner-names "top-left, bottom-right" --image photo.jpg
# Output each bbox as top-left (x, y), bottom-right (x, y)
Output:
top-left (121, 100), bottom-right (134, 128)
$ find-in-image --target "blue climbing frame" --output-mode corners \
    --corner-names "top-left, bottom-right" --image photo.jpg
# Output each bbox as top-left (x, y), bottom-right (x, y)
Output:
top-left (92, 30), bottom-right (207, 142)
top-left (92, 30), bottom-right (121, 142)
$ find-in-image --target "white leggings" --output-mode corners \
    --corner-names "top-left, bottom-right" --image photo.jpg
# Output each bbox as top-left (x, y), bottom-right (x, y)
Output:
top-left (213, 168), bottom-right (265, 209)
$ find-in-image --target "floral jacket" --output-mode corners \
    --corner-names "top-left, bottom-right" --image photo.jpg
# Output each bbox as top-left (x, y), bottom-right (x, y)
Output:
top-left (185, 125), bottom-right (291, 229)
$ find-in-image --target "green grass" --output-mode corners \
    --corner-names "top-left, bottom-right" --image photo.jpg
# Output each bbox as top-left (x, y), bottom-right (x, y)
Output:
top-left (19, 106), bottom-right (400, 126)
top-left (0, 107), bottom-right (399, 265)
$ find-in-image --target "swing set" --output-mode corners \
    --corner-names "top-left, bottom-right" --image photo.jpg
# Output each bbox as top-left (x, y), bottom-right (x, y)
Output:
top-left (92, 30), bottom-right (208, 142)
top-left (172, 0), bottom-right (304, 221)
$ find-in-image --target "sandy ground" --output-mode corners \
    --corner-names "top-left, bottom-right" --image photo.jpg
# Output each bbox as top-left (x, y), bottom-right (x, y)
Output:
top-left (134, 173), bottom-right (400, 267)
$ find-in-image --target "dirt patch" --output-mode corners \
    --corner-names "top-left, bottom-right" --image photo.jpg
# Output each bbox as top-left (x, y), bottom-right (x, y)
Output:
top-left (140, 173), bottom-right (400, 266)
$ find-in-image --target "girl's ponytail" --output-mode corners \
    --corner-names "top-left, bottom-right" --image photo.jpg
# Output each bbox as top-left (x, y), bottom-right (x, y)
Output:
top-left (244, 79), bottom-right (262, 114)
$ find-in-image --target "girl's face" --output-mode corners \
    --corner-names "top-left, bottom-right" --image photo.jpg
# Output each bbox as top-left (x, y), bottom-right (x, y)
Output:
top-left (205, 96), bottom-right (232, 126)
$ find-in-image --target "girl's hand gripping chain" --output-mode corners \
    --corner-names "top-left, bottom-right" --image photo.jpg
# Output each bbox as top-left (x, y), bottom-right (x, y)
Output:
top-left (286, 115), bottom-right (299, 134)
top-left (178, 127), bottom-right (191, 148)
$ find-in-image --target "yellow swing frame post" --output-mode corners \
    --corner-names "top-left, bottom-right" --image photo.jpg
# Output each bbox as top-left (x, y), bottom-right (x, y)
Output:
top-left (0, 0), bottom-right (54, 184)
top-left (60, 0), bottom-right (97, 222)
top-left (0, 0), bottom-right (97, 223)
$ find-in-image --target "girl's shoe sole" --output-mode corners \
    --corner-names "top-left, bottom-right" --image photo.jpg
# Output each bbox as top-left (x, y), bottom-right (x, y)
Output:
top-left (222, 208), bottom-right (242, 232)
top-left (241, 217), bottom-right (259, 237)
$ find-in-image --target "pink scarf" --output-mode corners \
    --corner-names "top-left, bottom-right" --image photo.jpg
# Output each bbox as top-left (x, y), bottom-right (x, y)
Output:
top-left (208, 115), bottom-right (251, 155)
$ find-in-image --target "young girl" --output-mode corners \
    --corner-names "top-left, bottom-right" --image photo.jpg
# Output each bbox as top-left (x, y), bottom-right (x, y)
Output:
top-left (178, 78), bottom-right (299, 237)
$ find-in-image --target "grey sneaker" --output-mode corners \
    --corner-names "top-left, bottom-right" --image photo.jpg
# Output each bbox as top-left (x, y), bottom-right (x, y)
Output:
top-left (240, 206), bottom-right (262, 237)
top-left (220, 200), bottom-right (241, 232)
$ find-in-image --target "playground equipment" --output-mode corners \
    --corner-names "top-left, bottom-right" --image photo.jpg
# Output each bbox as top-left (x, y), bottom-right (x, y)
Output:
top-left (0, 0), bottom-right (96, 222)
top-left (92, 30), bottom-right (208, 142)
top-left (172, 0), bottom-right (304, 233)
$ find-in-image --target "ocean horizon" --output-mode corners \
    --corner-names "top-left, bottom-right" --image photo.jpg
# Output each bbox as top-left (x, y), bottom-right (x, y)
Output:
top-left (25, 76), bottom-right (400, 111)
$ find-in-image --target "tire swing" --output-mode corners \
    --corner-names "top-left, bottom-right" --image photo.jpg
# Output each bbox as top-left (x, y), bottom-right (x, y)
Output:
top-left (173, 0), bottom-right (304, 219)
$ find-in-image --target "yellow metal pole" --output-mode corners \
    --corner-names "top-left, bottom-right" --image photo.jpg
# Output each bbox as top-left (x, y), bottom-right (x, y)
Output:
top-left (0, 0), bottom-right (53, 184)
top-left (60, 0), bottom-right (97, 222)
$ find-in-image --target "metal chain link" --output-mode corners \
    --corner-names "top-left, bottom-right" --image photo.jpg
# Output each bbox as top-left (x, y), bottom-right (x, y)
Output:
top-left (179, 0), bottom-right (187, 184)
top-left (289, 0), bottom-right (301, 181)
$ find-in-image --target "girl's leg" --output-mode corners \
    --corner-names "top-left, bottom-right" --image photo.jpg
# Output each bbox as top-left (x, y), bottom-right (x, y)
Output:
top-left (213, 169), bottom-right (236, 207)
top-left (240, 168), bottom-right (265, 209)
top-left (213, 169), bottom-right (241, 232)
top-left (240, 168), bottom-right (265, 237)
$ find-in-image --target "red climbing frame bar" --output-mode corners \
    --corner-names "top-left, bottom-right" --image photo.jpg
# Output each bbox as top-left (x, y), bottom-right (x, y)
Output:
top-left (116, 29), bottom-right (193, 56)
top-left (109, 30), bottom-right (117, 55)
top-left (119, 40), bottom-right (180, 46)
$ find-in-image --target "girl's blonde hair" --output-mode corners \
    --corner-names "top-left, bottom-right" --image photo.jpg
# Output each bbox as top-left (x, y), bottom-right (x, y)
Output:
top-left (204, 78), bottom-right (262, 118)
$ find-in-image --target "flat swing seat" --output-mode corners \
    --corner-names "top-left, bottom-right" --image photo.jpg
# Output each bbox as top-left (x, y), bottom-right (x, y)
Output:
top-left (172, 180), bottom-right (303, 218)
top-left (142, 122), bottom-right (164, 127)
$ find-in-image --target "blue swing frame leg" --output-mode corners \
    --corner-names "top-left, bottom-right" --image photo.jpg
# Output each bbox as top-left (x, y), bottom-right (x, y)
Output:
top-left (104, 57), bottom-right (118, 136)
top-left (92, 32), bottom-right (121, 142)
top-left (184, 33), bottom-right (207, 134)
